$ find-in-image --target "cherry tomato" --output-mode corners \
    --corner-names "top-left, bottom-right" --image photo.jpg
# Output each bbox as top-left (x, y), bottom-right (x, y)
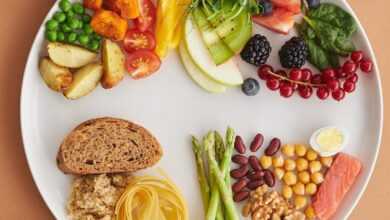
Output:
top-left (123, 29), bottom-right (156, 52)
top-left (126, 50), bottom-right (161, 79)
top-left (135, 0), bottom-right (156, 32)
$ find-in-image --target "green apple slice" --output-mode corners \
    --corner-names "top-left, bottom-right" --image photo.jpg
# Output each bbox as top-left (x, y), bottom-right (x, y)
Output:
top-left (179, 43), bottom-right (227, 93)
top-left (184, 15), bottom-right (243, 86)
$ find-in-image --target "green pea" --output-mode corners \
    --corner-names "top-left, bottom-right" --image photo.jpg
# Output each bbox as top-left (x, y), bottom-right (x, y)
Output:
top-left (67, 17), bottom-right (80, 30)
top-left (59, 0), bottom-right (72, 12)
top-left (46, 30), bottom-right (58, 42)
top-left (92, 33), bottom-right (102, 41)
top-left (82, 14), bottom-right (91, 23)
top-left (72, 3), bottom-right (85, 15)
top-left (88, 40), bottom-right (100, 51)
top-left (66, 10), bottom-right (75, 19)
top-left (66, 32), bottom-right (78, 43)
top-left (61, 24), bottom-right (72, 33)
top-left (57, 32), bottom-right (65, 41)
top-left (78, 21), bottom-right (84, 29)
top-left (78, 34), bottom-right (90, 45)
top-left (83, 24), bottom-right (93, 34)
top-left (46, 19), bottom-right (59, 31)
top-left (53, 12), bottom-right (66, 23)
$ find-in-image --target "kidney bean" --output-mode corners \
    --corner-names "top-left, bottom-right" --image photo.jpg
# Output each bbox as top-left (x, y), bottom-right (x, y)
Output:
top-left (232, 178), bottom-right (249, 193)
top-left (233, 190), bottom-right (250, 202)
top-left (250, 133), bottom-right (264, 152)
top-left (263, 169), bottom-right (275, 187)
top-left (247, 180), bottom-right (265, 190)
top-left (232, 154), bottom-right (248, 165)
top-left (248, 171), bottom-right (265, 181)
top-left (230, 164), bottom-right (249, 179)
top-left (234, 136), bottom-right (246, 154)
top-left (248, 155), bottom-right (262, 171)
top-left (265, 138), bottom-right (281, 156)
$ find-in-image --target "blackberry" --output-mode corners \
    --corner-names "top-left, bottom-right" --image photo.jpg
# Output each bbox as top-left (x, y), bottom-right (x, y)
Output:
top-left (240, 34), bottom-right (271, 66)
top-left (279, 37), bottom-right (308, 69)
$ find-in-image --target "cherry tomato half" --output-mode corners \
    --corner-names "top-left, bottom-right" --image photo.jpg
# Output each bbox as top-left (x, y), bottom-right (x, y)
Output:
top-left (126, 50), bottom-right (161, 79)
top-left (123, 29), bottom-right (156, 52)
top-left (135, 0), bottom-right (156, 32)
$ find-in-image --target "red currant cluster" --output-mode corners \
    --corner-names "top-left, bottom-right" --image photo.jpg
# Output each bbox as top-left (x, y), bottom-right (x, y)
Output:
top-left (257, 51), bottom-right (373, 101)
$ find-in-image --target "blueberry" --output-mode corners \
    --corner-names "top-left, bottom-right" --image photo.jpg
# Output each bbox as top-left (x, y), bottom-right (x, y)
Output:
top-left (306, 0), bottom-right (321, 9)
top-left (242, 78), bottom-right (260, 96)
top-left (258, 0), bottom-right (273, 16)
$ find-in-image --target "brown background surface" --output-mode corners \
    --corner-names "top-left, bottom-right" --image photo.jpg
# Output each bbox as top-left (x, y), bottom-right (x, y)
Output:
top-left (0, 0), bottom-right (388, 219)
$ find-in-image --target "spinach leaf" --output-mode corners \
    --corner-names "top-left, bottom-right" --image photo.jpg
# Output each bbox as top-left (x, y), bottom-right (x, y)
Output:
top-left (308, 3), bottom-right (357, 37)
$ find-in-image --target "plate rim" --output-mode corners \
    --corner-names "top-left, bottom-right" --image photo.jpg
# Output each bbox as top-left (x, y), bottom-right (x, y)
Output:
top-left (19, 1), bottom-right (384, 219)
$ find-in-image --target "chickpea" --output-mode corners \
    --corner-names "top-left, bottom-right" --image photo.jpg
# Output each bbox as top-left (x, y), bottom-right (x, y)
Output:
top-left (311, 172), bottom-right (324, 184)
top-left (305, 183), bottom-right (318, 195)
top-left (294, 195), bottom-right (307, 209)
top-left (282, 144), bottom-right (295, 157)
top-left (283, 171), bottom-right (297, 186)
top-left (309, 160), bottom-right (322, 173)
top-left (282, 185), bottom-right (293, 199)
top-left (284, 159), bottom-right (296, 171)
top-left (306, 149), bottom-right (318, 161)
top-left (274, 168), bottom-right (285, 180)
top-left (298, 171), bottom-right (310, 184)
top-left (296, 157), bottom-right (309, 171)
top-left (295, 144), bottom-right (308, 157)
top-left (293, 182), bottom-right (305, 196)
top-left (260, 155), bottom-right (272, 169)
top-left (320, 156), bottom-right (333, 167)
top-left (273, 155), bottom-right (284, 168)
top-left (305, 206), bottom-right (316, 219)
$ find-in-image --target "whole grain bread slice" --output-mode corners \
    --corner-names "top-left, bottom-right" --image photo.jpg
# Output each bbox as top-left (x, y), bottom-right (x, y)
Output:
top-left (57, 117), bottom-right (163, 175)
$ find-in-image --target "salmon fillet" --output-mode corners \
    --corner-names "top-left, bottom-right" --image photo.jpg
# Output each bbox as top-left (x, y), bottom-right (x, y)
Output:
top-left (312, 153), bottom-right (362, 220)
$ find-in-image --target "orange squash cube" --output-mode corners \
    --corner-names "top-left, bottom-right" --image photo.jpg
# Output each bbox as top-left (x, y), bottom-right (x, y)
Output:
top-left (90, 10), bottom-right (128, 41)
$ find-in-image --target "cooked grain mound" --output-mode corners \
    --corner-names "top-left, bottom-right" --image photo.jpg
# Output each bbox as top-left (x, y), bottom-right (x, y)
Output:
top-left (57, 117), bottom-right (163, 175)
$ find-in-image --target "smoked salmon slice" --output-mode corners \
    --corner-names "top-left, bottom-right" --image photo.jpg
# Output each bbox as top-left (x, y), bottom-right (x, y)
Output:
top-left (312, 153), bottom-right (362, 220)
top-left (252, 8), bottom-right (295, 35)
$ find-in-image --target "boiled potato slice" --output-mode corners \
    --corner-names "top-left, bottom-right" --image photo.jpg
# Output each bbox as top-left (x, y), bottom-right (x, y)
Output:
top-left (47, 42), bottom-right (98, 68)
top-left (64, 63), bottom-right (103, 99)
top-left (101, 39), bottom-right (125, 89)
top-left (39, 58), bottom-right (72, 92)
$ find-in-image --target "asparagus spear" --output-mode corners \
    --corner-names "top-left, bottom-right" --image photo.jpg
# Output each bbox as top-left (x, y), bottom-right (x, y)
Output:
top-left (205, 130), bottom-right (239, 220)
top-left (192, 136), bottom-right (210, 212)
top-left (212, 131), bottom-right (225, 220)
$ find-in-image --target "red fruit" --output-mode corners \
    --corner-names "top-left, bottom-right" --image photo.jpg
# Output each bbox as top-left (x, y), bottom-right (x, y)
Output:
top-left (258, 65), bottom-right (273, 80)
top-left (360, 58), bottom-right (373, 73)
top-left (332, 89), bottom-right (346, 101)
top-left (351, 51), bottom-right (364, 63)
top-left (322, 68), bottom-right (336, 82)
top-left (346, 73), bottom-right (359, 83)
top-left (342, 60), bottom-right (357, 74)
top-left (311, 74), bottom-right (323, 85)
top-left (271, 0), bottom-right (301, 14)
top-left (135, 0), bottom-right (157, 32)
top-left (298, 85), bottom-right (313, 99)
top-left (123, 29), bottom-right (156, 52)
top-left (291, 83), bottom-right (299, 90)
top-left (289, 68), bottom-right (302, 81)
top-left (317, 87), bottom-right (330, 100)
top-left (301, 68), bottom-right (313, 82)
top-left (126, 50), bottom-right (161, 79)
top-left (343, 81), bottom-right (356, 93)
top-left (326, 79), bottom-right (340, 91)
top-left (266, 78), bottom-right (281, 91)
top-left (252, 8), bottom-right (295, 35)
top-left (280, 84), bottom-right (294, 97)
top-left (335, 67), bottom-right (347, 79)
top-left (275, 70), bottom-right (288, 77)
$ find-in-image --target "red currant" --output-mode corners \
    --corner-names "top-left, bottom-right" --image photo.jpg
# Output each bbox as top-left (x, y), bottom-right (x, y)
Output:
top-left (280, 84), bottom-right (294, 98)
top-left (301, 68), bottom-right (313, 82)
top-left (360, 58), bottom-right (373, 73)
top-left (342, 60), bottom-right (357, 74)
top-left (275, 70), bottom-right (288, 77)
top-left (258, 65), bottom-right (273, 80)
top-left (351, 51), bottom-right (364, 63)
top-left (343, 81), bottom-right (356, 93)
top-left (298, 85), bottom-right (313, 99)
top-left (289, 68), bottom-right (302, 81)
top-left (332, 89), bottom-right (346, 101)
top-left (326, 79), bottom-right (340, 91)
top-left (266, 78), bottom-right (281, 91)
top-left (291, 83), bottom-right (299, 90)
top-left (336, 67), bottom-right (347, 78)
top-left (346, 73), bottom-right (359, 83)
top-left (311, 74), bottom-right (323, 85)
top-left (322, 68), bottom-right (336, 82)
top-left (317, 87), bottom-right (330, 100)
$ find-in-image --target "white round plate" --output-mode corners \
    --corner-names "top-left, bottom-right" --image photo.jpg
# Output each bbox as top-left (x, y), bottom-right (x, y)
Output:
top-left (21, 1), bottom-right (383, 219)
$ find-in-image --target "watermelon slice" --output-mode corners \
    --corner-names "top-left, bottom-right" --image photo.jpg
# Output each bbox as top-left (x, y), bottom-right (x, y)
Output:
top-left (252, 8), bottom-right (295, 35)
top-left (271, 0), bottom-right (301, 14)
